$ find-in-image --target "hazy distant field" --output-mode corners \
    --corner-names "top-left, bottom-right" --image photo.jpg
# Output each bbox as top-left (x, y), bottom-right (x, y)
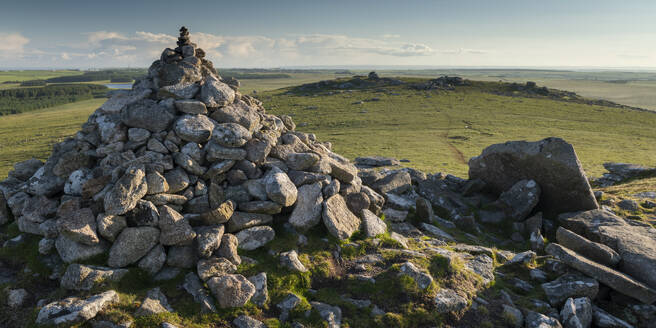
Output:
top-left (0, 70), bottom-right (84, 89)
top-left (373, 69), bottom-right (656, 111)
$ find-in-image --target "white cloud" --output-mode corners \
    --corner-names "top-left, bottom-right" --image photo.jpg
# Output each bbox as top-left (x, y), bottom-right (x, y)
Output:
top-left (86, 31), bottom-right (127, 44)
top-left (0, 33), bottom-right (30, 56)
top-left (0, 30), bottom-right (485, 68)
top-left (135, 31), bottom-right (176, 44)
top-left (438, 48), bottom-right (490, 55)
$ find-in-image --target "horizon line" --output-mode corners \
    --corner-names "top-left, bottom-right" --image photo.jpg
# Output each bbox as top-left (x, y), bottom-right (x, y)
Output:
top-left (3, 65), bottom-right (656, 72)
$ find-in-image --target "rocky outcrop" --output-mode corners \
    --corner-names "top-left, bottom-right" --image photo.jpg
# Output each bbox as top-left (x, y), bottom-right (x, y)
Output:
top-left (546, 243), bottom-right (656, 304)
top-left (559, 209), bottom-right (656, 290)
top-left (556, 227), bottom-right (621, 267)
top-left (469, 137), bottom-right (598, 216)
top-left (596, 162), bottom-right (656, 187)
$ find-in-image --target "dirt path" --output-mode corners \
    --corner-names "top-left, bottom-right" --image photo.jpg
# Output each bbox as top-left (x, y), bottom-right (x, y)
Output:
top-left (441, 112), bottom-right (467, 164)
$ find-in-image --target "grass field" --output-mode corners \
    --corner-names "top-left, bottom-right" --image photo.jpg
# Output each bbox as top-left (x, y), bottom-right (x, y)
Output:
top-left (0, 98), bottom-right (105, 177)
top-left (1, 76), bottom-right (655, 180)
top-left (261, 79), bottom-right (656, 178)
top-left (1, 71), bottom-right (656, 327)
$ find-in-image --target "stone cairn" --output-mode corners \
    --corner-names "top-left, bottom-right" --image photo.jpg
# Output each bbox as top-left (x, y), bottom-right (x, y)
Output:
top-left (0, 27), bottom-right (378, 320)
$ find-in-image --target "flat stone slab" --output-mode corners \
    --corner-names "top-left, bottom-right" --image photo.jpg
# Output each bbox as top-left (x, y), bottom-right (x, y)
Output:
top-left (546, 242), bottom-right (656, 304)
top-left (354, 156), bottom-right (400, 167)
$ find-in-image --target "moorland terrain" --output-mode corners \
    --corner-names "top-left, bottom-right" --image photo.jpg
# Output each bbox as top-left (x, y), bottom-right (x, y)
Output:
top-left (1, 56), bottom-right (656, 328)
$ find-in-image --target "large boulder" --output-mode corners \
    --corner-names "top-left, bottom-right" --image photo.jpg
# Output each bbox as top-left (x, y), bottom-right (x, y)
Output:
top-left (55, 235), bottom-right (108, 263)
top-left (210, 100), bottom-right (260, 132)
top-left (559, 209), bottom-right (656, 290)
top-left (36, 290), bottom-right (119, 326)
top-left (207, 274), bottom-right (255, 308)
top-left (138, 244), bottom-right (167, 275)
top-left (525, 311), bottom-right (563, 328)
top-left (57, 208), bottom-right (100, 245)
top-left (151, 56), bottom-right (202, 88)
top-left (597, 162), bottom-right (656, 187)
top-left (158, 205), bottom-right (196, 246)
top-left (371, 171), bottom-right (412, 195)
top-left (174, 114), bottom-right (214, 143)
top-left (398, 262), bottom-right (433, 289)
top-left (361, 209), bottom-right (387, 237)
top-left (468, 138), bottom-right (598, 217)
top-left (195, 225), bottom-right (225, 258)
top-left (322, 194), bottom-right (361, 240)
top-left (197, 257), bottom-right (237, 281)
top-left (8, 158), bottom-right (43, 181)
top-left (60, 264), bottom-right (128, 291)
top-left (541, 274), bottom-right (599, 306)
top-left (201, 75), bottom-right (235, 108)
top-left (104, 165), bottom-right (148, 216)
top-left (175, 100), bottom-right (207, 114)
top-left (121, 99), bottom-right (177, 133)
top-left (226, 211), bottom-right (272, 233)
top-left (212, 123), bottom-right (252, 148)
top-left (217, 233), bottom-right (241, 265)
top-left (108, 227), bottom-right (160, 267)
top-left (100, 89), bottom-right (152, 113)
top-left (159, 82), bottom-right (199, 99)
top-left (433, 288), bottom-right (468, 313)
top-left (236, 226), bottom-right (275, 250)
top-left (264, 168), bottom-right (298, 207)
top-left (288, 182), bottom-right (323, 230)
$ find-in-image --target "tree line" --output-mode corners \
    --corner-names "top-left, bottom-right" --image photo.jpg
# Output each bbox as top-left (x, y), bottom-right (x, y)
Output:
top-left (0, 84), bottom-right (108, 116)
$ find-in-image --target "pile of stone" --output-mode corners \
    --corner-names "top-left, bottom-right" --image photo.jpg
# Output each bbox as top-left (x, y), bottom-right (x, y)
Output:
top-left (595, 162), bottom-right (656, 187)
top-left (411, 76), bottom-right (467, 90)
top-left (0, 28), bottom-right (384, 314)
top-left (295, 72), bottom-right (403, 92)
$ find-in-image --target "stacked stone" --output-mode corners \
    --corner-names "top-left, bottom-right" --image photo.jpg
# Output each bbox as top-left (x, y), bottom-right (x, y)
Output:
top-left (0, 28), bottom-right (385, 308)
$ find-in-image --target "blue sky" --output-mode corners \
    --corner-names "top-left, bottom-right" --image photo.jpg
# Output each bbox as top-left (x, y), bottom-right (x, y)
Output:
top-left (1, 0), bottom-right (655, 68)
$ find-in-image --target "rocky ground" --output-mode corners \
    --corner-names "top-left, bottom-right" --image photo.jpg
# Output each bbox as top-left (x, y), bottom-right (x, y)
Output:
top-left (1, 28), bottom-right (656, 328)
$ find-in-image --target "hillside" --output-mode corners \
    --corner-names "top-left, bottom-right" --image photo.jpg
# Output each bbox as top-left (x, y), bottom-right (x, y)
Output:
top-left (259, 76), bottom-right (656, 178)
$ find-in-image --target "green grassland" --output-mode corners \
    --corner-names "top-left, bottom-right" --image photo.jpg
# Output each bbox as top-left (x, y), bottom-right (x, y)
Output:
top-left (1, 72), bottom-right (656, 180)
top-left (0, 98), bottom-right (106, 177)
top-left (261, 78), bottom-right (656, 177)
